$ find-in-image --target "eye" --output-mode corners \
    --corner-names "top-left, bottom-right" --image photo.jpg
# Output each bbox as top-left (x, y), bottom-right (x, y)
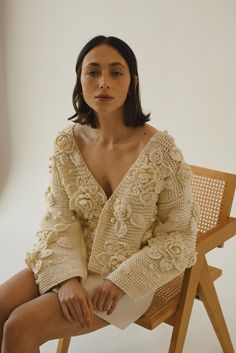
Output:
top-left (112, 71), bottom-right (123, 76)
top-left (87, 71), bottom-right (97, 76)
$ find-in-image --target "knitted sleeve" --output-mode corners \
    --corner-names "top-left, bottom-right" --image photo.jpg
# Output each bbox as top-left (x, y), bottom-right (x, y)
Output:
top-left (24, 141), bottom-right (88, 295)
top-left (105, 136), bottom-right (200, 302)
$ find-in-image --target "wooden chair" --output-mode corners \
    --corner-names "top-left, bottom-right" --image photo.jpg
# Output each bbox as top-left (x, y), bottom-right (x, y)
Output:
top-left (56, 164), bottom-right (236, 353)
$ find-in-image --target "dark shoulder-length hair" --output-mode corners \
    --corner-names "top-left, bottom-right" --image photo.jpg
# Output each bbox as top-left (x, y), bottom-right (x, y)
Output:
top-left (67, 35), bottom-right (151, 129)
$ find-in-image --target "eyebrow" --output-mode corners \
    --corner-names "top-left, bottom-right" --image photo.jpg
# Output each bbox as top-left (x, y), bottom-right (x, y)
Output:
top-left (85, 62), bottom-right (127, 69)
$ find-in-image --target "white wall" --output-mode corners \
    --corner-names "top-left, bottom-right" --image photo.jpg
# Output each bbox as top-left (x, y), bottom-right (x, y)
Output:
top-left (0, 1), bottom-right (235, 352)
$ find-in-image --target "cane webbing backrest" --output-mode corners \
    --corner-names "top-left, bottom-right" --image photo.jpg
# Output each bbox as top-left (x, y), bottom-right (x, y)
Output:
top-left (190, 165), bottom-right (236, 234)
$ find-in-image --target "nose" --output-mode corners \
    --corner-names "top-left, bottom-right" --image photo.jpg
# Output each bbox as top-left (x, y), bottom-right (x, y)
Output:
top-left (99, 73), bottom-right (110, 89)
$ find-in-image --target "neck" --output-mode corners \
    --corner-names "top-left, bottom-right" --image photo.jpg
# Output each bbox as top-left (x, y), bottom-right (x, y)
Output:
top-left (91, 110), bottom-right (138, 147)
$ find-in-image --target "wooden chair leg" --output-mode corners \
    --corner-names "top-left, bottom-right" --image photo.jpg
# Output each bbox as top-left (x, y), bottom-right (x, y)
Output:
top-left (168, 256), bottom-right (204, 353)
top-left (198, 257), bottom-right (234, 353)
top-left (56, 337), bottom-right (71, 353)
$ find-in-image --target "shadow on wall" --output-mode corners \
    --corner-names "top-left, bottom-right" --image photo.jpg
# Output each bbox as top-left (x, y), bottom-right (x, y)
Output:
top-left (0, 1), bottom-right (11, 194)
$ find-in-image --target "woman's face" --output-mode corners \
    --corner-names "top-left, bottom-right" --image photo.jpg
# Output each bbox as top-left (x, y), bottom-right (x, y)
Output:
top-left (80, 44), bottom-right (134, 115)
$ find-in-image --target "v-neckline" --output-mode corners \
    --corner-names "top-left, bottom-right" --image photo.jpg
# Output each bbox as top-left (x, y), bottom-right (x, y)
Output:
top-left (70, 124), bottom-right (159, 203)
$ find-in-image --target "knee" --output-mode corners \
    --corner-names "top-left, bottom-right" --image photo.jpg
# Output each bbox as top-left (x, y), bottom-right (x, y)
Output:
top-left (3, 309), bottom-right (35, 346)
top-left (4, 311), bottom-right (24, 342)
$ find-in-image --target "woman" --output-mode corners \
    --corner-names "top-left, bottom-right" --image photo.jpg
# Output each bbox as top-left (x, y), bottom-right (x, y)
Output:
top-left (0, 35), bottom-right (200, 352)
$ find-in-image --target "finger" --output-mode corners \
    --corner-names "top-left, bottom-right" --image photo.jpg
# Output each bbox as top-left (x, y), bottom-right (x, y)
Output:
top-left (70, 298), bottom-right (89, 327)
top-left (81, 299), bottom-right (93, 328)
top-left (70, 299), bottom-right (87, 327)
top-left (106, 297), bottom-right (119, 315)
top-left (102, 296), bottom-right (113, 312)
top-left (67, 302), bottom-right (83, 325)
top-left (61, 302), bottom-right (74, 322)
top-left (87, 295), bottom-right (94, 316)
top-left (59, 292), bottom-right (77, 323)
top-left (92, 290), bottom-right (99, 310)
top-left (97, 293), bottom-right (107, 312)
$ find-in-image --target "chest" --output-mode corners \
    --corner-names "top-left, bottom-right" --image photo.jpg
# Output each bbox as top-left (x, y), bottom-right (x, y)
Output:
top-left (80, 142), bottom-right (142, 199)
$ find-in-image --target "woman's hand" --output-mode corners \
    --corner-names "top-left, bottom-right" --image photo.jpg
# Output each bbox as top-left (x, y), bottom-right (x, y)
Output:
top-left (92, 279), bottom-right (125, 315)
top-left (57, 277), bottom-right (94, 328)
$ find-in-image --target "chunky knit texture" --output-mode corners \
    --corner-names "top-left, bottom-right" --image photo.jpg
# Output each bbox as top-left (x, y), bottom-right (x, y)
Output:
top-left (25, 124), bottom-right (200, 302)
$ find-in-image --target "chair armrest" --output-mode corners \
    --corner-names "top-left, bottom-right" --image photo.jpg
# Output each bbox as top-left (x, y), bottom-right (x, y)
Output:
top-left (197, 217), bottom-right (236, 256)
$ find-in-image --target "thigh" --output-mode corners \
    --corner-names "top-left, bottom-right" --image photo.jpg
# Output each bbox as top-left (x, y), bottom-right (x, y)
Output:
top-left (7, 291), bottom-right (110, 346)
top-left (0, 267), bottom-right (40, 321)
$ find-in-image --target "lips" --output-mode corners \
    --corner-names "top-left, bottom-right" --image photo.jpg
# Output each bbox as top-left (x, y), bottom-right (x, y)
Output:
top-left (95, 94), bottom-right (113, 98)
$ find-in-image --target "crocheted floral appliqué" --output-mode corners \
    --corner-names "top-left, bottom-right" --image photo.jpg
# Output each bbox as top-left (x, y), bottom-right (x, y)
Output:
top-left (164, 146), bottom-right (193, 193)
top-left (66, 184), bottom-right (102, 222)
top-left (95, 241), bottom-right (131, 277)
top-left (111, 197), bottom-right (146, 238)
top-left (146, 231), bottom-right (187, 272)
top-left (178, 162), bottom-right (193, 185)
top-left (170, 147), bottom-right (184, 162)
top-left (25, 230), bottom-right (57, 278)
top-left (55, 133), bottom-right (74, 154)
top-left (45, 186), bottom-right (55, 207)
top-left (128, 161), bottom-right (164, 205)
top-left (25, 223), bottom-right (71, 283)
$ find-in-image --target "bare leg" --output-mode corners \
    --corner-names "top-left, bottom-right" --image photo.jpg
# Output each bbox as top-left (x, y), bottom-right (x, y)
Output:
top-left (2, 290), bottom-right (110, 353)
top-left (0, 268), bottom-right (40, 351)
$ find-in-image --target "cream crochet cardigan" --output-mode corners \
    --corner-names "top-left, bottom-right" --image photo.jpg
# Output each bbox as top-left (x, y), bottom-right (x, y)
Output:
top-left (25, 124), bottom-right (200, 302)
